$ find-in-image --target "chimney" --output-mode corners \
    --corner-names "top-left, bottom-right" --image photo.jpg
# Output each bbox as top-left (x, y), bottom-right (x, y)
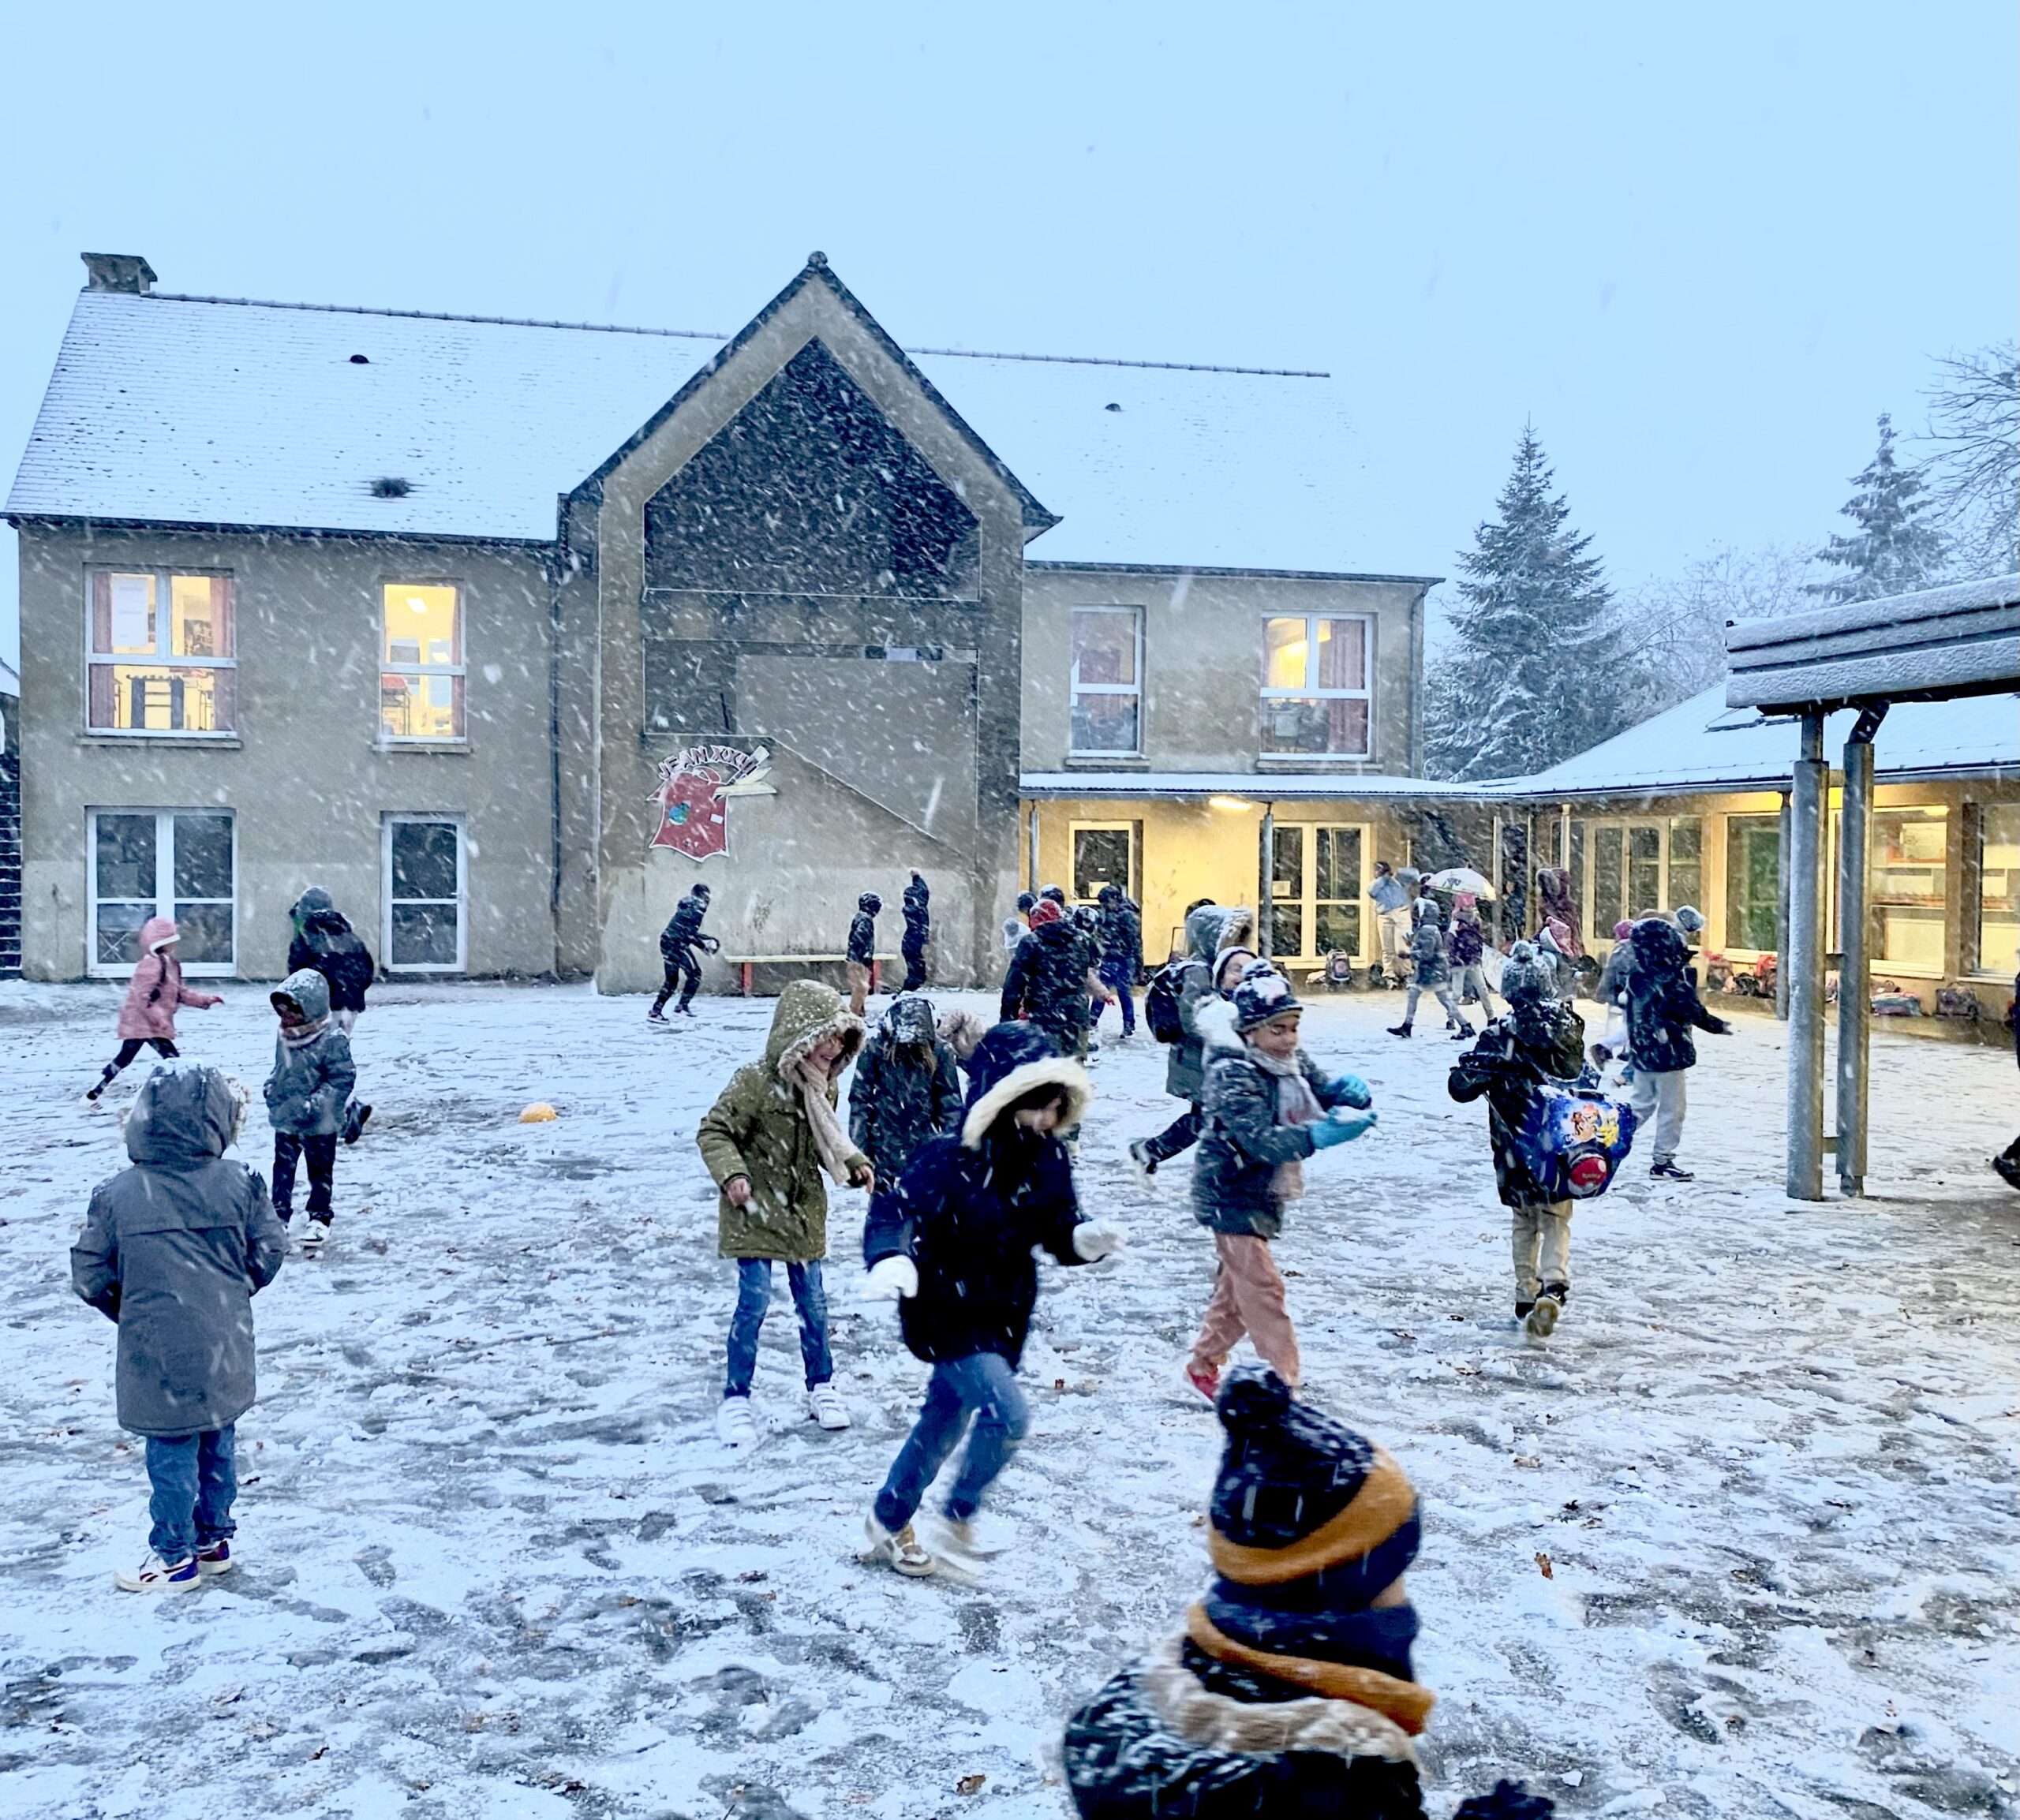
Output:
top-left (81, 253), bottom-right (157, 295)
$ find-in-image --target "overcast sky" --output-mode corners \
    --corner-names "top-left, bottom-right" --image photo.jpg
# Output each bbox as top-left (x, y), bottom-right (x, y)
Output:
top-left (2, 2), bottom-right (2014, 667)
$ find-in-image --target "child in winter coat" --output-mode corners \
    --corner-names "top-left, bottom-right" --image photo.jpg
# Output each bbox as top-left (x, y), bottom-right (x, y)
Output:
top-left (862, 1022), bottom-right (1121, 1576)
top-left (286, 887), bottom-right (376, 1142)
top-left (1448, 897), bottom-right (1498, 1017)
top-left (86, 917), bottom-right (223, 1101)
top-left (1090, 883), bottom-right (1144, 1041)
top-left (1128, 903), bottom-right (1255, 1178)
top-left (697, 981), bottom-right (872, 1445)
top-left (1622, 911), bottom-right (1730, 1182)
top-left (851, 993), bottom-right (966, 1268)
top-left (847, 893), bottom-right (882, 1016)
top-left (1188, 971), bottom-right (1375, 1399)
top-left (900, 871), bottom-right (932, 992)
top-left (72, 1063), bottom-right (287, 1591)
top-left (1062, 1366), bottom-right (1553, 1820)
top-left (1001, 896), bottom-right (1104, 1059)
top-left (264, 970), bottom-right (357, 1250)
top-left (649, 882), bottom-right (720, 1023)
top-left (1447, 943), bottom-right (1589, 1337)
top-left (1387, 899), bottom-right (1470, 1040)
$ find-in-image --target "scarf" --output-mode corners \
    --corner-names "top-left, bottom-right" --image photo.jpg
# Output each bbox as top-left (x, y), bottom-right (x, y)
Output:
top-left (1249, 1043), bottom-right (1324, 1201)
top-left (279, 1017), bottom-right (327, 1049)
top-left (788, 1055), bottom-right (858, 1187)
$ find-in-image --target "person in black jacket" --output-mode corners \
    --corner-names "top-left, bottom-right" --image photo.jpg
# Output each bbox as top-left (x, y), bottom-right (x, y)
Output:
top-left (1996, 969), bottom-right (2020, 1190)
top-left (1000, 898), bottom-right (1102, 1059)
top-left (649, 884), bottom-right (720, 1024)
top-left (287, 887), bottom-right (376, 1142)
top-left (861, 1022), bottom-right (1120, 1576)
top-left (851, 993), bottom-right (965, 1267)
top-left (847, 892), bottom-right (882, 1016)
top-left (1622, 911), bottom-right (1729, 1181)
top-left (1090, 883), bottom-right (1144, 1041)
top-left (900, 871), bottom-right (931, 992)
top-left (1062, 1366), bottom-right (1554, 1820)
top-left (1448, 943), bottom-right (1589, 1337)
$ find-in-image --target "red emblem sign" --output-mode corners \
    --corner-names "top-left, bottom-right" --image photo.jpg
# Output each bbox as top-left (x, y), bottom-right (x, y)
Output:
top-left (649, 745), bottom-right (771, 860)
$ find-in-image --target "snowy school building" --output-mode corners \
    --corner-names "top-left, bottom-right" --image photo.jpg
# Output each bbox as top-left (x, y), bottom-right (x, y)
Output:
top-left (6, 251), bottom-right (1464, 992)
top-left (8, 252), bottom-right (2013, 1005)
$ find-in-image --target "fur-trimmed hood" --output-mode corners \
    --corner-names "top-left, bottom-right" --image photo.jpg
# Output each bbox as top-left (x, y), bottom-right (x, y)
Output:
top-left (960, 1022), bottom-right (1093, 1148)
top-left (1141, 1633), bottom-right (1419, 1765)
top-left (765, 978), bottom-right (866, 1079)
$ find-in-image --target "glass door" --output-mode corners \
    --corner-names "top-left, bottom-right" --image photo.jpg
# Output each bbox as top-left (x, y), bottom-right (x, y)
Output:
top-left (383, 816), bottom-right (466, 972)
top-left (89, 809), bottom-right (236, 976)
top-left (1266, 823), bottom-right (1367, 960)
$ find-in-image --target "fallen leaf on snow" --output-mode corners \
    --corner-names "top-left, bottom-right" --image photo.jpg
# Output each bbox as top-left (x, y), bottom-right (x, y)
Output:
top-left (1513, 1455), bottom-right (1542, 1468)
top-left (1535, 1552), bottom-right (1554, 1579)
top-left (956, 1773), bottom-right (987, 1796)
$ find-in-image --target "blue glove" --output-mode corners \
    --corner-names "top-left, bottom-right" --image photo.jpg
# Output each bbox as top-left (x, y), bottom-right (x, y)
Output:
top-left (1328, 1072), bottom-right (1373, 1110)
top-left (1310, 1108), bottom-right (1377, 1149)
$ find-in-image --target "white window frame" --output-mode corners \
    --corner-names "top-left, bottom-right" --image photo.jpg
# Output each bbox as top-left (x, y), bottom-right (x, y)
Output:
top-left (380, 581), bottom-right (467, 745)
top-left (1259, 612), bottom-right (1375, 762)
top-left (1266, 820), bottom-right (1373, 960)
top-left (86, 807), bottom-right (238, 978)
top-left (382, 813), bottom-right (467, 974)
top-left (1068, 605), bottom-right (1145, 758)
top-left (84, 566), bottom-right (237, 738)
top-left (1069, 819), bottom-right (1141, 905)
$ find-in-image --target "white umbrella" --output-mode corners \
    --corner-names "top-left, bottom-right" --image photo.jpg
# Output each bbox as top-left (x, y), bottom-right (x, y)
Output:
top-left (1425, 866), bottom-right (1495, 899)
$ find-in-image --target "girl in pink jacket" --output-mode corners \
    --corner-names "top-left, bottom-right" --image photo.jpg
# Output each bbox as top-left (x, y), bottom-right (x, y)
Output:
top-left (85, 917), bottom-right (223, 1101)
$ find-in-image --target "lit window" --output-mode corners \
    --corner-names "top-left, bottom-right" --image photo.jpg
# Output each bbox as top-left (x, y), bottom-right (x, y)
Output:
top-left (1979, 803), bottom-right (2020, 974)
top-left (1260, 615), bottom-right (1371, 758)
top-left (380, 584), bottom-right (465, 741)
top-left (1868, 805), bottom-right (1947, 970)
top-left (1070, 607), bottom-right (1143, 755)
top-left (87, 571), bottom-right (235, 734)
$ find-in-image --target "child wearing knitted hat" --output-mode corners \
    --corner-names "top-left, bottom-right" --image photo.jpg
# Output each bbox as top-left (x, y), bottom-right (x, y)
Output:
top-left (1185, 970), bottom-right (1375, 1400)
top-left (1063, 1366), bottom-right (1554, 1818)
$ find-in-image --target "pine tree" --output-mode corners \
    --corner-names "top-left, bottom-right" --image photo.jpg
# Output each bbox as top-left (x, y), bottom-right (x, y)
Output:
top-left (1807, 413), bottom-right (1947, 603)
top-left (1426, 424), bottom-right (1623, 780)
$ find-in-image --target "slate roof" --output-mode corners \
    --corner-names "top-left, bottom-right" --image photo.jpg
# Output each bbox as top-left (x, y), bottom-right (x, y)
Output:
top-left (6, 285), bottom-right (1391, 573)
top-left (1492, 684), bottom-right (2018, 798)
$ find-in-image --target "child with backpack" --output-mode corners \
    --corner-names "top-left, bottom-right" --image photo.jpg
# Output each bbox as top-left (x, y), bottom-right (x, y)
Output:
top-left (697, 981), bottom-right (873, 1446)
top-left (72, 1063), bottom-right (287, 1590)
top-left (862, 1022), bottom-right (1122, 1576)
top-left (85, 917), bottom-right (222, 1101)
top-left (1446, 943), bottom-right (1598, 1338)
top-left (1387, 898), bottom-right (1471, 1041)
top-left (1187, 970), bottom-right (1375, 1399)
top-left (264, 970), bottom-right (357, 1251)
top-left (1129, 903), bottom-right (1255, 1178)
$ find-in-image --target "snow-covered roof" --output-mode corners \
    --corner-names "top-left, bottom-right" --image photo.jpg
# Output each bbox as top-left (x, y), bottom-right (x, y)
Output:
top-left (1020, 769), bottom-right (1483, 800)
top-left (6, 287), bottom-right (1386, 571)
top-left (1492, 684), bottom-right (2018, 799)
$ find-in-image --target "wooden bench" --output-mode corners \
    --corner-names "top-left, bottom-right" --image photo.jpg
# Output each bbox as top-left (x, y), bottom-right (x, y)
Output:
top-left (721, 954), bottom-right (903, 996)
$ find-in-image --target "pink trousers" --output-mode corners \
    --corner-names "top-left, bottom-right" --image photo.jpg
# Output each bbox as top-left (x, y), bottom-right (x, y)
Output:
top-left (1190, 1232), bottom-right (1300, 1388)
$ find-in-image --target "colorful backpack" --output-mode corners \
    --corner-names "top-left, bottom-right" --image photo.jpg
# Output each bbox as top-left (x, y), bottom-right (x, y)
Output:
top-left (1516, 1086), bottom-right (1638, 1199)
top-left (1144, 959), bottom-right (1191, 1044)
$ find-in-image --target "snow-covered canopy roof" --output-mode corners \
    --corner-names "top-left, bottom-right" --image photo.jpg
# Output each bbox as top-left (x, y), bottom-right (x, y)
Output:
top-left (1725, 574), bottom-right (2020, 712)
top-left (1491, 684), bottom-right (2018, 799)
top-left (6, 285), bottom-right (1401, 573)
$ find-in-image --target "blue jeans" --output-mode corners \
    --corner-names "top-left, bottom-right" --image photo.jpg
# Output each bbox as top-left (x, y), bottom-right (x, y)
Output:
top-left (724, 1259), bottom-right (832, 1396)
top-left (873, 1352), bottom-right (1031, 1528)
top-left (1091, 959), bottom-right (1137, 1035)
top-left (145, 1426), bottom-right (237, 1563)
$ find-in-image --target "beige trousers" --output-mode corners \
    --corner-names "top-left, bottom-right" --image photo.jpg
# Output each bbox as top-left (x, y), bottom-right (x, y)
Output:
top-left (1190, 1232), bottom-right (1300, 1387)
top-left (846, 960), bottom-right (872, 1018)
top-left (1511, 1201), bottom-right (1573, 1301)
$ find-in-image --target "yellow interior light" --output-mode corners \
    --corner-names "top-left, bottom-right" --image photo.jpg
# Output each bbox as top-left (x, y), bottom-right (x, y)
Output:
top-left (1208, 795), bottom-right (1255, 811)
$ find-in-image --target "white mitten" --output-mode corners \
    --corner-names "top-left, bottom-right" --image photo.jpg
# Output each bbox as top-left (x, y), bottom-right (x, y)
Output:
top-left (864, 1254), bottom-right (919, 1300)
top-left (1072, 1221), bottom-right (1126, 1261)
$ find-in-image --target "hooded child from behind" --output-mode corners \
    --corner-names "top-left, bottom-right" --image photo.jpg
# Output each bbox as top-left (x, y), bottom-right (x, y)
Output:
top-left (1000, 895), bottom-right (1102, 1058)
top-left (853, 992), bottom-right (965, 1267)
top-left (72, 1063), bottom-right (286, 1591)
top-left (286, 888), bottom-right (376, 1018)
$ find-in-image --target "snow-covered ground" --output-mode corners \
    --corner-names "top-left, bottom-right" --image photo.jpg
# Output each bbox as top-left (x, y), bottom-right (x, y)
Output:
top-left (1, 978), bottom-right (2014, 1820)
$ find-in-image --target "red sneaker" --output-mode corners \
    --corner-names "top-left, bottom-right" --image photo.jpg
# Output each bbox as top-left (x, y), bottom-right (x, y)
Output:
top-left (1184, 1360), bottom-right (1220, 1403)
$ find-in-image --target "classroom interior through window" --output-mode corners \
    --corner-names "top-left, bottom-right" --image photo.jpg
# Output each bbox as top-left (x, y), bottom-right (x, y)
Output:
top-left (87, 571), bottom-right (236, 733)
top-left (380, 583), bottom-right (466, 740)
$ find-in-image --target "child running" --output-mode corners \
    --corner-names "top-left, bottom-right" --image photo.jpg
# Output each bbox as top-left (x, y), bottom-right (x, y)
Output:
top-left (697, 980), bottom-right (872, 1446)
top-left (1446, 942), bottom-right (1589, 1337)
top-left (85, 917), bottom-right (222, 1101)
top-left (862, 1022), bottom-right (1122, 1576)
top-left (71, 1063), bottom-right (286, 1590)
top-left (1187, 970), bottom-right (1375, 1398)
top-left (1449, 894), bottom-right (1498, 1020)
top-left (264, 970), bottom-right (357, 1251)
top-left (1387, 898), bottom-right (1470, 1041)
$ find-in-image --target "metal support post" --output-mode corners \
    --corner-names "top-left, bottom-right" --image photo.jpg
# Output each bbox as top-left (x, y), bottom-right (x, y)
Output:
top-left (1786, 712), bottom-right (1827, 1201)
top-left (1775, 791), bottom-right (1791, 1020)
top-left (1835, 704), bottom-right (1887, 1195)
top-left (1259, 806), bottom-right (1275, 959)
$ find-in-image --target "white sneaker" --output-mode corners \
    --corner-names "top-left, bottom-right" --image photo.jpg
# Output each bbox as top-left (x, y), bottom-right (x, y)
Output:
top-left (115, 1552), bottom-right (200, 1593)
top-left (716, 1396), bottom-right (758, 1448)
top-left (862, 1513), bottom-right (935, 1577)
top-left (300, 1217), bottom-right (330, 1253)
top-left (806, 1383), bottom-right (851, 1430)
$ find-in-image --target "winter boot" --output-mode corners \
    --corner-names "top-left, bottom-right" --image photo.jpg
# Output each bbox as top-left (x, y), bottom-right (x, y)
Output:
top-left (116, 1553), bottom-right (200, 1594)
top-left (1514, 1299), bottom-right (1536, 1322)
top-left (716, 1396), bottom-right (758, 1448)
top-left (1525, 1285), bottom-right (1566, 1339)
top-left (1386, 1021), bottom-right (1412, 1038)
top-left (863, 1513), bottom-right (936, 1578)
top-left (85, 1069), bottom-right (117, 1103)
top-left (342, 1101), bottom-right (373, 1145)
top-left (1992, 1143), bottom-right (2020, 1191)
top-left (1450, 1022), bottom-right (1476, 1041)
top-left (1648, 1159), bottom-right (1694, 1182)
top-left (806, 1383), bottom-right (851, 1430)
top-left (1126, 1138), bottom-right (1158, 1180)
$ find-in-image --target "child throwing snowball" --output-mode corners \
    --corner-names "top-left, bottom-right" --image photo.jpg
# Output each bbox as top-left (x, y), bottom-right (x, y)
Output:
top-left (862, 1022), bottom-right (1121, 1577)
top-left (1187, 970), bottom-right (1375, 1400)
top-left (85, 917), bottom-right (221, 1101)
top-left (696, 980), bottom-right (873, 1446)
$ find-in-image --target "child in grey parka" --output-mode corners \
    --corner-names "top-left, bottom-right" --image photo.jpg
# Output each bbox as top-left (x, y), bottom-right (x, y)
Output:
top-left (1388, 899), bottom-right (1472, 1041)
top-left (72, 1063), bottom-right (286, 1590)
top-left (265, 968), bottom-right (357, 1249)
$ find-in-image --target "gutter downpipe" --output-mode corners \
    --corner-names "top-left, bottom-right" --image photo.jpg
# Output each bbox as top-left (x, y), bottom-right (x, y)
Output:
top-left (1835, 703), bottom-right (1887, 1196)
top-left (1786, 711), bottom-right (1827, 1201)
